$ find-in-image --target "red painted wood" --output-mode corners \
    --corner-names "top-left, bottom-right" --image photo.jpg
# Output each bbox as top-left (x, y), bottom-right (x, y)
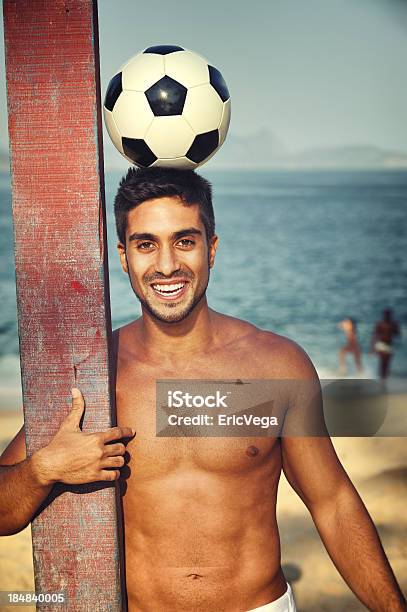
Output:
top-left (3, 1), bottom-right (124, 609)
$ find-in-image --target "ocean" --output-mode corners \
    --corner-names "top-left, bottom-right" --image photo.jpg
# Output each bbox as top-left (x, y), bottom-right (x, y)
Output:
top-left (1, 169), bottom-right (406, 408)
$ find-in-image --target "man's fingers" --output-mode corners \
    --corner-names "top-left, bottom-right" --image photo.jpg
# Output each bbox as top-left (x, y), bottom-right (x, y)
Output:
top-left (62, 388), bottom-right (85, 429)
top-left (103, 455), bottom-right (125, 468)
top-left (71, 387), bottom-right (84, 406)
top-left (104, 443), bottom-right (126, 457)
top-left (102, 426), bottom-right (135, 443)
top-left (99, 469), bottom-right (120, 482)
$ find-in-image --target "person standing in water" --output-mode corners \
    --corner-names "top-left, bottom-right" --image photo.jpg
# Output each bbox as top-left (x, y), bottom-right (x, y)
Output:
top-left (338, 317), bottom-right (363, 375)
top-left (371, 308), bottom-right (400, 380)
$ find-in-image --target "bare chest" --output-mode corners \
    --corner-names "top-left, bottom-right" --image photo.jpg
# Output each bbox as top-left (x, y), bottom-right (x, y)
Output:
top-left (116, 354), bottom-right (283, 477)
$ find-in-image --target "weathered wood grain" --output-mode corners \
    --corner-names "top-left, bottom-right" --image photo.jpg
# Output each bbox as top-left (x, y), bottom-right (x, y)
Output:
top-left (3, 1), bottom-right (124, 609)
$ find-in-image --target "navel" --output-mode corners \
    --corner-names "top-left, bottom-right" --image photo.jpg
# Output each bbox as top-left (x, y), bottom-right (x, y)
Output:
top-left (186, 573), bottom-right (204, 580)
top-left (246, 445), bottom-right (259, 457)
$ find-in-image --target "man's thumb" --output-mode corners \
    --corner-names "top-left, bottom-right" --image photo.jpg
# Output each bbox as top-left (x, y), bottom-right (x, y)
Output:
top-left (64, 387), bottom-right (85, 428)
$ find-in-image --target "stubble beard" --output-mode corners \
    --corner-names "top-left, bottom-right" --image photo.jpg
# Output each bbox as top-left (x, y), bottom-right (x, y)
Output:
top-left (130, 268), bottom-right (210, 324)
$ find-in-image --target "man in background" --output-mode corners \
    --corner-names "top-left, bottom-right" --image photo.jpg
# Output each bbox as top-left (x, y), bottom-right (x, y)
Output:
top-left (371, 308), bottom-right (401, 380)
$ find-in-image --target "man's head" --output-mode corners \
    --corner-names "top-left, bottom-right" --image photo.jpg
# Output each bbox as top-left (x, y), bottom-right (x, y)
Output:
top-left (114, 167), bottom-right (218, 324)
top-left (114, 166), bottom-right (215, 246)
top-left (383, 308), bottom-right (392, 322)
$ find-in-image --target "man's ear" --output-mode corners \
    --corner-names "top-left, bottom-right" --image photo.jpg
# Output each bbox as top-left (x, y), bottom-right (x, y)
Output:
top-left (208, 235), bottom-right (219, 269)
top-left (117, 242), bottom-right (128, 274)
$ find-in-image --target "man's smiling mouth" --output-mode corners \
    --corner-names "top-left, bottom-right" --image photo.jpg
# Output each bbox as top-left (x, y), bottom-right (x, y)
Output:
top-left (151, 281), bottom-right (188, 300)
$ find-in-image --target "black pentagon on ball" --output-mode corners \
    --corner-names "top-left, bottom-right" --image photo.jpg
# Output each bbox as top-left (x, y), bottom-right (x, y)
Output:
top-left (122, 138), bottom-right (157, 167)
top-left (104, 73), bottom-right (122, 111)
top-left (145, 76), bottom-right (187, 116)
top-left (208, 65), bottom-right (230, 102)
top-left (144, 45), bottom-right (185, 55)
top-left (186, 130), bottom-right (219, 164)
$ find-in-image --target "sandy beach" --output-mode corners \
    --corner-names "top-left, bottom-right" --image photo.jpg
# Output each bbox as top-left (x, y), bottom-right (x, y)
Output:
top-left (0, 397), bottom-right (406, 611)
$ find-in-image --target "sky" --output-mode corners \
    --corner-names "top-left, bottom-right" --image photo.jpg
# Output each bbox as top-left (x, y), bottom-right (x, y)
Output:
top-left (1, 0), bottom-right (407, 163)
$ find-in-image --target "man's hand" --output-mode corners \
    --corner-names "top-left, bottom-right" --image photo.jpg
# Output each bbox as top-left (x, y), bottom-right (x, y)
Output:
top-left (31, 388), bottom-right (134, 486)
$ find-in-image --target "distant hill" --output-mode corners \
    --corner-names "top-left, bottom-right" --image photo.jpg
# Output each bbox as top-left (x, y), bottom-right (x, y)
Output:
top-left (277, 144), bottom-right (407, 170)
top-left (207, 128), bottom-right (287, 169)
top-left (2, 132), bottom-right (407, 172)
top-left (211, 130), bottom-right (407, 170)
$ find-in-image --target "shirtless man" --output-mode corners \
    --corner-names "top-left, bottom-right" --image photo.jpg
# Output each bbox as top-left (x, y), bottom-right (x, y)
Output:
top-left (371, 309), bottom-right (401, 380)
top-left (0, 168), bottom-right (405, 612)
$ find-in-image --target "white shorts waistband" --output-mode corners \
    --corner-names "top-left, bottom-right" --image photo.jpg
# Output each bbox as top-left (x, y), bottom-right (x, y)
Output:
top-left (247, 583), bottom-right (297, 612)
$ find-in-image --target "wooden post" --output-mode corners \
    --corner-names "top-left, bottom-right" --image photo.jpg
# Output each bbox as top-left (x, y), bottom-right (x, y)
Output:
top-left (3, 1), bottom-right (124, 609)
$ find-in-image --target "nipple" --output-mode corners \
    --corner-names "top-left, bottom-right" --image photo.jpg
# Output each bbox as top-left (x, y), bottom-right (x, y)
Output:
top-left (246, 445), bottom-right (259, 457)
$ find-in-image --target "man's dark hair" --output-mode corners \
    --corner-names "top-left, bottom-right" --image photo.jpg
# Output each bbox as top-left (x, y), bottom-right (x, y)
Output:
top-left (383, 308), bottom-right (392, 321)
top-left (114, 166), bottom-right (215, 245)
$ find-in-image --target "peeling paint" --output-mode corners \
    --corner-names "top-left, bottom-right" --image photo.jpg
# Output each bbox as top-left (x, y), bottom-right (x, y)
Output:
top-left (4, 0), bottom-right (124, 609)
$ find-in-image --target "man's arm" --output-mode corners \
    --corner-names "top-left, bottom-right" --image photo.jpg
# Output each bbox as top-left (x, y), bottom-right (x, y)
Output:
top-left (0, 424), bottom-right (52, 536)
top-left (393, 322), bottom-right (401, 338)
top-left (280, 344), bottom-right (406, 611)
top-left (0, 388), bottom-right (134, 536)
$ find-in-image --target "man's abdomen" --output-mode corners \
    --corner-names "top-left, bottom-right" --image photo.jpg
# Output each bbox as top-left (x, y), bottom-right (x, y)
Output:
top-left (123, 454), bottom-right (285, 612)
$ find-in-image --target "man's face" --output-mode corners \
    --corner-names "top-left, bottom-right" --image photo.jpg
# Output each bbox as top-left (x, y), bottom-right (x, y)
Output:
top-left (117, 196), bottom-right (218, 323)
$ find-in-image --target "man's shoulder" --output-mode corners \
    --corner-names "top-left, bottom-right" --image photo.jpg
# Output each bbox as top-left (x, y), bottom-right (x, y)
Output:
top-left (112, 319), bottom-right (141, 339)
top-left (255, 329), bottom-right (317, 379)
top-left (112, 319), bottom-right (142, 356)
top-left (221, 314), bottom-right (318, 379)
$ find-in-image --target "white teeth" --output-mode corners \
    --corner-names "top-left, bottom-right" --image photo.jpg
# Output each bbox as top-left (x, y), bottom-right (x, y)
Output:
top-left (152, 282), bottom-right (186, 294)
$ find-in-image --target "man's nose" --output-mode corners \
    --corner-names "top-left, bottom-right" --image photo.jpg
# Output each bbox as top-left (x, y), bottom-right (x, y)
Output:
top-left (155, 245), bottom-right (180, 277)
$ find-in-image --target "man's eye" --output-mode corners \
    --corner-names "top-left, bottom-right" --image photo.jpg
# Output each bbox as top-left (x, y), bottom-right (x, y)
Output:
top-left (137, 241), bottom-right (154, 250)
top-left (177, 238), bottom-right (195, 247)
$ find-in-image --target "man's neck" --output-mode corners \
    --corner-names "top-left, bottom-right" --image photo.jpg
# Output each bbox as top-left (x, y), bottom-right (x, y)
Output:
top-left (136, 298), bottom-right (220, 365)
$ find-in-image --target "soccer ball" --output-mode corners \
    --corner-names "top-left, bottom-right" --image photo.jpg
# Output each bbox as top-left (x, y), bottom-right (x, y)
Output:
top-left (103, 45), bottom-right (231, 169)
